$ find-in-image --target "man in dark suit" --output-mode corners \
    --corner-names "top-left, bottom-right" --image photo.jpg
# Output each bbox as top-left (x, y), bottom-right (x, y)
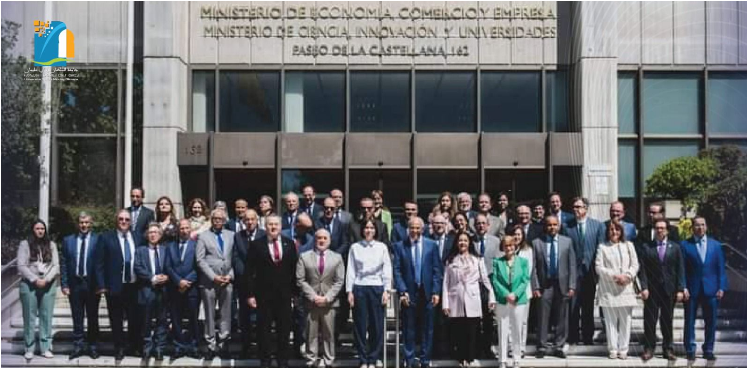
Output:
top-left (282, 192), bottom-right (301, 232)
top-left (281, 212), bottom-right (315, 356)
top-left (681, 217), bottom-right (727, 361)
top-left (531, 201), bottom-right (546, 225)
top-left (232, 209), bottom-right (265, 357)
top-left (248, 215), bottom-right (299, 368)
top-left (606, 201), bottom-right (637, 242)
top-left (330, 189), bottom-right (352, 230)
top-left (225, 199), bottom-right (249, 233)
top-left (61, 212), bottom-right (101, 359)
top-left (127, 187), bottom-right (154, 244)
top-left (532, 215), bottom-right (577, 358)
top-left (392, 200), bottom-right (421, 244)
top-left (547, 192), bottom-right (573, 230)
top-left (563, 197), bottom-right (606, 345)
top-left (638, 218), bottom-right (686, 361)
top-left (196, 209), bottom-right (235, 359)
top-left (301, 185), bottom-right (323, 220)
top-left (95, 209), bottom-right (142, 360)
top-left (314, 197), bottom-right (349, 256)
top-left (393, 217), bottom-right (443, 368)
top-left (426, 213), bottom-right (454, 357)
top-left (166, 219), bottom-right (201, 360)
top-left (134, 224), bottom-right (170, 360)
top-left (636, 202), bottom-right (680, 245)
top-left (348, 197), bottom-right (390, 246)
top-left (517, 204), bottom-right (543, 242)
top-left (282, 212), bottom-right (315, 254)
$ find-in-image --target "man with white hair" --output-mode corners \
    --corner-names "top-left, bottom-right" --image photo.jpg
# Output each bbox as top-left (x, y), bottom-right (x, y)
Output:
top-left (282, 192), bottom-right (301, 232)
top-left (457, 192), bottom-right (476, 223)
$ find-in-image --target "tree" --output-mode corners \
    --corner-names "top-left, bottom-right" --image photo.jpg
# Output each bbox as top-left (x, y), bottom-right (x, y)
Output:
top-left (644, 155), bottom-right (717, 213)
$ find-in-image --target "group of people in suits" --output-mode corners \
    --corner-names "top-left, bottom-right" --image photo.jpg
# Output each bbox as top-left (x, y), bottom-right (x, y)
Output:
top-left (17, 187), bottom-right (728, 368)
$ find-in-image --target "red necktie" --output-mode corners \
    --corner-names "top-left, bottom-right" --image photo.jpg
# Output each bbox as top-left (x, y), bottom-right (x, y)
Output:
top-left (319, 251), bottom-right (325, 275)
top-left (273, 239), bottom-right (281, 264)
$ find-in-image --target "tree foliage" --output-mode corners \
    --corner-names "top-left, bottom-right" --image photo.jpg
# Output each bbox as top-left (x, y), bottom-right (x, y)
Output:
top-left (644, 155), bottom-right (718, 211)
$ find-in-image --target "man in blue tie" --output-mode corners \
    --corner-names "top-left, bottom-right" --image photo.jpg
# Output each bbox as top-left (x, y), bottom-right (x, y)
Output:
top-left (166, 219), bottom-right (202, 360)
top-left (393, 217), bottom-right (443, 368)
top-left (282, 191), bottom-right (301, 232)
top-left (134, 224), bottom-right (170, 360)
top-left (681, 217), bottom-right (727, 361)
top-left (61, 212), bottom-right (101, 359)
top-left (95, 210), bottom-right (142, 360)
top-left (196, 209), bottom-right (235, 359)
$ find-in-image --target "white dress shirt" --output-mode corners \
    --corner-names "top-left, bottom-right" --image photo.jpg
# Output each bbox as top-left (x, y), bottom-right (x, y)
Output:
top-left (346, 240), bottom-right (393, 293)
top-left (148, 246), bottom-right (162, 284)
top-left (117, 231), bottom-right (136, 283)
top-left (268, 237), bottom-right (283, 261)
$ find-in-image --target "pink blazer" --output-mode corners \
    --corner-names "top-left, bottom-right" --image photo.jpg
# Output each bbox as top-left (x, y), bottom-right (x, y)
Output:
top-left (442, 254), bottom-right (496, 318)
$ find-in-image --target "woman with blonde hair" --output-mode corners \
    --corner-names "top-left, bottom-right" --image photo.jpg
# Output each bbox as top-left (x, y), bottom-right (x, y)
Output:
top-left (492, 235), bottom-right (530, 368)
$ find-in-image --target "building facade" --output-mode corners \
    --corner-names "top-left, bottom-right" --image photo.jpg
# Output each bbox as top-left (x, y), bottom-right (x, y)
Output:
top-left (3, 1), bottom-right (746, 222)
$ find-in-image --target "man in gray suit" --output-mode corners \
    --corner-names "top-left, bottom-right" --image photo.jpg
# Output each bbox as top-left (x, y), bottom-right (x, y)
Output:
top-left (470, 193), bottom-right (505, 238)
top-left (296, 229), bottom-right (345, 368)
top-left (473, 213), bottom-right (503, 358)
top-left (532, 215), bottom-right (577, 358)
top-left (196, 209), bottom-right (235, 359)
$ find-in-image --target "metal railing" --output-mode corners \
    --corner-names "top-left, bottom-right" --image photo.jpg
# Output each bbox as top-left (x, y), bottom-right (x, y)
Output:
top-left (1, 258), bottom-right (21, 298)
top-left (723, 243), bottom-right (747, 284)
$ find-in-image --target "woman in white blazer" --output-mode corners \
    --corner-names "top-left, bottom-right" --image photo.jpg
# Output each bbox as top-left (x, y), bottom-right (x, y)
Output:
top-left (595, 220), bottom-right (640, 360)
top-left (442, 231), bottom-right (496, 367)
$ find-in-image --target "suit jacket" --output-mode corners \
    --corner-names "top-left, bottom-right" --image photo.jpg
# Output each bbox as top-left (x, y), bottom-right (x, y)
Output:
top-left (550, 210), bottom-right (574, 230)
top-left (491, 256), bottom-right (530, 305)
top-left (232, 228), bottom-right (266, 295)
top-left (61, 232), bottom-right (99, 290)
top-left (165, 238), bottom-right (199, 298)
top-left (391, 220), bottom-right (409, 245)
top-left (427, 233), bottom-right (455, 263)
top-left (563, 217), bottom-right (606, 276)
top-left (442, 254), bottom-right (495, 318)
top-left (636, 224), bottom-right (680, 246)
top-left (531, 235), bottom-right (577, 295)
top-left (195, 228), bottom-right (235, 288)
top-left (127, 205), bottom-right (154, 244)
top-left (314, 216), bottom-right (349, 256)
top-left (393, 238), bottom-right (444, 300)
top-left (522, 222), bottom-right (544, 243)
top-left (282, 211), bottom-right (300, 230)
top-left (469, 214), bottom-right (505, 238)
top-left (472, 234), bottom-right (503, 274)
top-left (247, 235), bottom-right (298, 301)
top-left (296, 249), bottom-right (345, 308)
top-left (281, 229), bottom-right (315, 254)
top-left (681, 236), bottom-right (728, 298)
top-left (225, 217), bottom-right (245, 233)
top-left (637, 239), bottom-right (686, 295)
top-left (348, 219), bottom-right (390, 250)
top-left (335, 209), bottom-right (353, 230)
top-left (95, 230), bottom-right (138, 295)
top-left (604, 220), bottom-right (637, 242)
top-left (134, 245), bottom-right (168, 305)
top-left (301, 202), bottom-right (323, 220)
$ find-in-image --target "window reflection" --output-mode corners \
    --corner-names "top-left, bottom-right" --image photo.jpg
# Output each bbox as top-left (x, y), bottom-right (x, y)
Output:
top-left (416, 72), bottom-right (476, 132)
top-left (219, 71), bottom-right (280, 132)
top-left (284, 72), bottom-right (345, 132)
top-left (57, 138), bottom-right (117, 206)
top-left (707, 73), bottom-right (747, 134)
top-left (642, 73), bottom-right (701, 135)
top-left (350, 71), bottom-right (411, 132)
top-left (57, 69), bottom-right (119, 134)
top-left (481, 72), bottom-right (541, 132)
top-left (192, 71), bottom-right (215, 132)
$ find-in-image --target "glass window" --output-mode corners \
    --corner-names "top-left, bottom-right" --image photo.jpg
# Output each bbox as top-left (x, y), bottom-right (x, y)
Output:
top-left (707, 73), bottom-right (747, 134)
top-left (643, 140), bottom-right (700, 189)
top-left (350, 71), bottom-right (411, 132)
top-left (618, 72), bottom-right (637, 134)
top-left (484, 169), bottom-right (547, 204)
top-left (618, 140), bottom-right (637, 198)
top-left (219, 71), bottom-right (280, 132)
top-left (215, 169), bottom-right (276, 218)
top-left (642, 73), bottom-right (702, 135)
top-left (552, 166), bottom-right (581, 199)
top-left (547, 71), bottom-right (570, 132)
top-left (56, 69), bottom-right (118, 134)
top-left (284, 71), bottom-right (345, 132)
top-left (349, 170), bottom-right (412, 220)
top-left (281, 169), bottom-right (344, 203)
top-left (416, 72), bottom-right (476, 132)
top-left (192, 71), bottom-right (215, 132)
top-left (708, 140), bottom-right (747, 154)
top-left (57, 138), bottom-right (117, 206)
top-left (481, 72), bottom-right (541, 132)
top-left (416, 169), bottom-right (479, 215)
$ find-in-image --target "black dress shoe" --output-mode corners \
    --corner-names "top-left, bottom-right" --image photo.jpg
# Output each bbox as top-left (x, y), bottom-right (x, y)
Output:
top-left (641, 350), bottom-right (653, 362)
top-left (686, 353), bottom-right (695, 360)
top-left (704, 353), bottom-right (716, 361)
top-left (142, 350), bottom-right (150, 360)
top-left (69, 348), bottom-right (84, 359)
top-left (555, 350), bottom-right (567, 358)
top-left (89, 349), bottom-right (100, 359)
top-left (536, 350), bottom-right (545, 359)
top-left (114, 349), bottom-right (125, 361)
top-left (665, 351), bottom-right (677, 361)
top-left (204, 350), bottom-right (216, 360)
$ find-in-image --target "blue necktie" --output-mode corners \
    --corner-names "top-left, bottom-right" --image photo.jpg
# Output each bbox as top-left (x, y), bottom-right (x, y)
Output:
top-left (215, 231), bottom-right (224, 254)
top-left (549, 237), bottom-right (557, 278)
top-left (480, 237), bottom-right (485, 257)
top-left (77, 234), bottom-right (87, 277)
top-left (154, 247), bottom-right (162, 275)
top-left (414, 240), bottom-right (422, 286)
top-left (123, 234), bottom-right (132, 283)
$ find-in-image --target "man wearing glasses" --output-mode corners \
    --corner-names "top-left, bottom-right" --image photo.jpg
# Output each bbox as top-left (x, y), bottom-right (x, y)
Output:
top-left (95, 210), bottom-right (143, 360)
top-left (347, 197), bottom-right (390, 247)
top-left (315, 197), bottom-right (349, 256)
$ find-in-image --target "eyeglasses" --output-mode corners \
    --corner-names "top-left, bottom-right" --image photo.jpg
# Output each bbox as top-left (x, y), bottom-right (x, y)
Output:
top-left (361, 206), bottom-right (373, 210)
top-left (117, 217), bottom-right (131, 222)
top-left (572, 205), bottom-right (586, 209)
top-left (324, 206), bottom-right (336, 210)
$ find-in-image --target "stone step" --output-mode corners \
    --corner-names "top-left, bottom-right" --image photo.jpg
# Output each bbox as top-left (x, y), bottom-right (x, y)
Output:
top-left (3, 350), bottom-right (747, 368)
